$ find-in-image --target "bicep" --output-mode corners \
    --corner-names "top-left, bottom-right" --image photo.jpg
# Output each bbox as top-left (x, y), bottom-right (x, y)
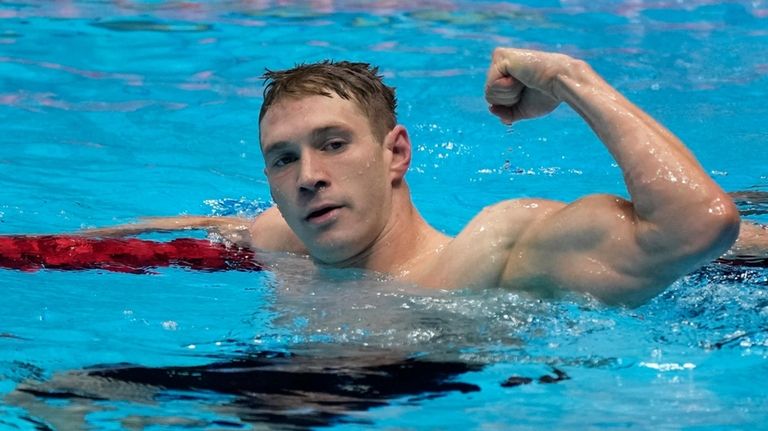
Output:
top-left (505, 194), bottom-right (678, 305)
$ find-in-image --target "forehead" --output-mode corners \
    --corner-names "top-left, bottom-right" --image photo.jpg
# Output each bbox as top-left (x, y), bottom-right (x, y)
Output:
top-left (259, 94), bottom-right (371, 148)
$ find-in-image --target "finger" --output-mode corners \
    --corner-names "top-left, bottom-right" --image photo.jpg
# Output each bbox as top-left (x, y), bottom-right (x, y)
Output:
top-left (484, 58), bottom-right (506, 89)
top-left (485, 76), bottom-right (523, 106)
top-left (489, 104), bottom-right (520, 125)
top-left (488, 47), bottom-right (553, 93)
top-left (485, 47), bottom-right (528, 86)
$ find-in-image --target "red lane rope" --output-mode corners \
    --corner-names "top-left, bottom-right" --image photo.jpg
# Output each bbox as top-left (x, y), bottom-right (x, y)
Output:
top-left (0, 236), bottom-right (763, 274)
top-left (0, 235), bottom-right (262, 273)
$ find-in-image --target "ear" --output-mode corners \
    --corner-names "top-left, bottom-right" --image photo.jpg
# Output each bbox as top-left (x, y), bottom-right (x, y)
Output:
top-left (384, 125), bottom-right (412, 184)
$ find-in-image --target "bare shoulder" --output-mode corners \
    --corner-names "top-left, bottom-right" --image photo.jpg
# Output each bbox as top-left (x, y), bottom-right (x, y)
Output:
top-left (411, 195), bottom-right (642, 298)
top-left (458, 198), bottom-right (566, 245)
top-left (247, 206), bottom-right (307, 254)
top-left (412, 198), bottom-right (565, 289)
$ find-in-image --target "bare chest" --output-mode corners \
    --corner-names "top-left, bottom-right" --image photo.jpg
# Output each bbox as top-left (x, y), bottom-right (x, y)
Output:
top-left (395, 236), bottom-right (512, 290)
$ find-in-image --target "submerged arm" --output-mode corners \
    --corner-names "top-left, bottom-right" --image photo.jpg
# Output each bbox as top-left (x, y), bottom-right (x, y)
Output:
top-left (725, 192), bottom-right (768, 259)
top-left (485, 48), bottom-right (740, 306)
top-left (722, 221), bottom-right (768, 259)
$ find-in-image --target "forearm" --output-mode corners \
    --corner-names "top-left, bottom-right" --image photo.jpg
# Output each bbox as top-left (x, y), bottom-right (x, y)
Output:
top-left (81, 216), bottom-right (251, 238)
top-left (554, 63), bottom-right (738, 241)
top-left (722, 221), bottom-right (768, 258)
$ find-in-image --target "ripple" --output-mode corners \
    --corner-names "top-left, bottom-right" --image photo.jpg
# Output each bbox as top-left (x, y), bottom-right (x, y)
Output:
top-left (90, 20), bottom-right (213, 33)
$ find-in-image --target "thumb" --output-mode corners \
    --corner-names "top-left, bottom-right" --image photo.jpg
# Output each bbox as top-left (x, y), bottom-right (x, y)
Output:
top-left (485, 75), bottom-right (524, 106)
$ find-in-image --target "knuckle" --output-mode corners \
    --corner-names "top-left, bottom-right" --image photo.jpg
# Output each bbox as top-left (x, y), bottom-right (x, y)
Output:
top-left (492, 47), bottom-right (511, 60)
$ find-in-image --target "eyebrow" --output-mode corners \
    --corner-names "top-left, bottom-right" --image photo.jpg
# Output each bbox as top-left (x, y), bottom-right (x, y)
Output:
top-left (263, 125), bottom-right (353, 157)
top-left (262, 141), bottom-right (291, 159)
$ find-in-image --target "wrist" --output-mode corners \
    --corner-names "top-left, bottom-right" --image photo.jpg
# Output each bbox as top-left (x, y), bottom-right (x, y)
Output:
top-left (552, 58), bottom-right (601, 104)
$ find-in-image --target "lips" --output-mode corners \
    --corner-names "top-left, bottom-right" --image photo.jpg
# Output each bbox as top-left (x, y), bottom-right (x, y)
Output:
top-left (304, 204), bottom-right (343, 224)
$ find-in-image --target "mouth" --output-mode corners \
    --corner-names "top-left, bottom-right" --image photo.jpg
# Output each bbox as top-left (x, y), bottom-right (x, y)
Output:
top-left (304, 205), bottom-right (343, 225)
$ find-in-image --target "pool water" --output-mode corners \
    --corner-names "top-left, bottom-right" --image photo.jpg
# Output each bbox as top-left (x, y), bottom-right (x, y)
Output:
top-left (1, 0), bottom-right (767, 429)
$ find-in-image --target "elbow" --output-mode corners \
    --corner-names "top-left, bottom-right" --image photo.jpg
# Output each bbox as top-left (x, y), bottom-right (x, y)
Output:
top-left (721, 208), bottom-right (742, 256)
top-left (686, 195), bottom-right (741, 261)
top-left (708, 196), bottom-right (740, 249)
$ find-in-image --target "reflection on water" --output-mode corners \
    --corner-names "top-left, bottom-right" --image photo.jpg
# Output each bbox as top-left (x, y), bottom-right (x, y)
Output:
top-left (90, 20), bottom-right (213, 33)
top-left (10, 348), bottom-right (482, 429)
top-left (731, 190), bottom-right (768, 217)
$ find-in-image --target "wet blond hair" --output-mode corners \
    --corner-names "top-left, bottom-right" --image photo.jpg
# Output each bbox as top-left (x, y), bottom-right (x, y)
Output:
top-left (259, 61), bottom-right (397, 142)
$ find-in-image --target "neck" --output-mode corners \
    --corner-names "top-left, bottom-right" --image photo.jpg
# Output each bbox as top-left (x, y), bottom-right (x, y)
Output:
top-left (323, 184), bottom-right (449, 275)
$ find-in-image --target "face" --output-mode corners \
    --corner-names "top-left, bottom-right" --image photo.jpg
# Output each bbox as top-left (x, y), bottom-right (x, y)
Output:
top-left (260, 94), bottom-right (395, 264)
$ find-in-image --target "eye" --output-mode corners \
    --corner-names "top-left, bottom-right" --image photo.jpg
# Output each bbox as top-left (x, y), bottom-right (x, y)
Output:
top-left (322, 139), bottom-right (346, 151)
top-left (273, 153), bottom-right (298, 168)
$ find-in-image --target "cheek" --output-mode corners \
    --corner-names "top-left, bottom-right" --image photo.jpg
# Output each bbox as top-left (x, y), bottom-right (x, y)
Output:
top-left (269, 186), bottom-right (300, 229)
top-left (268, 180), bottom-right (291, 209)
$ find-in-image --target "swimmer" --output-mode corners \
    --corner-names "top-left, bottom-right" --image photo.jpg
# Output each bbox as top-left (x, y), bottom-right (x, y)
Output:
top-left (85, 47), bottom-right (764, 307)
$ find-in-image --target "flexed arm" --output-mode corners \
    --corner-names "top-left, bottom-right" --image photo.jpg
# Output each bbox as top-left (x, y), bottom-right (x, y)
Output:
top-left (485, 48), bottom-right (740, 305)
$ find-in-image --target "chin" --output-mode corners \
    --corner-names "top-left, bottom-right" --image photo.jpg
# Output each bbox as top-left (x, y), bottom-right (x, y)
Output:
top-left (306, 234), bottom-right (367, 266)
top-left (309, 244), bottom-right (357, 265)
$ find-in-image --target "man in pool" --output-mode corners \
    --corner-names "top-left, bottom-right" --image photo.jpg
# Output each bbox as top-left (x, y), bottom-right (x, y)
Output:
top-left (88, 47), bottom-right (753, 307)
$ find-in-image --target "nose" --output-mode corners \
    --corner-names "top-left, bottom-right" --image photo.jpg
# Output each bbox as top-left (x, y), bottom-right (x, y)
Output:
top-left (297, 151), bottom-right (329, 194)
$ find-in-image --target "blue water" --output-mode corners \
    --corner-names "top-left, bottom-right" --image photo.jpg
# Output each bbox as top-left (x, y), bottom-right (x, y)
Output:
top-left (1, 0), bottom-right (767, 429)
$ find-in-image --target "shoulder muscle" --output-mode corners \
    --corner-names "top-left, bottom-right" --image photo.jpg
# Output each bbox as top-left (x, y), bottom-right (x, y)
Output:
top-left (248, 207), bottom-right (307, 253)
top-left (422, 199), bottom-right (564, 289)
